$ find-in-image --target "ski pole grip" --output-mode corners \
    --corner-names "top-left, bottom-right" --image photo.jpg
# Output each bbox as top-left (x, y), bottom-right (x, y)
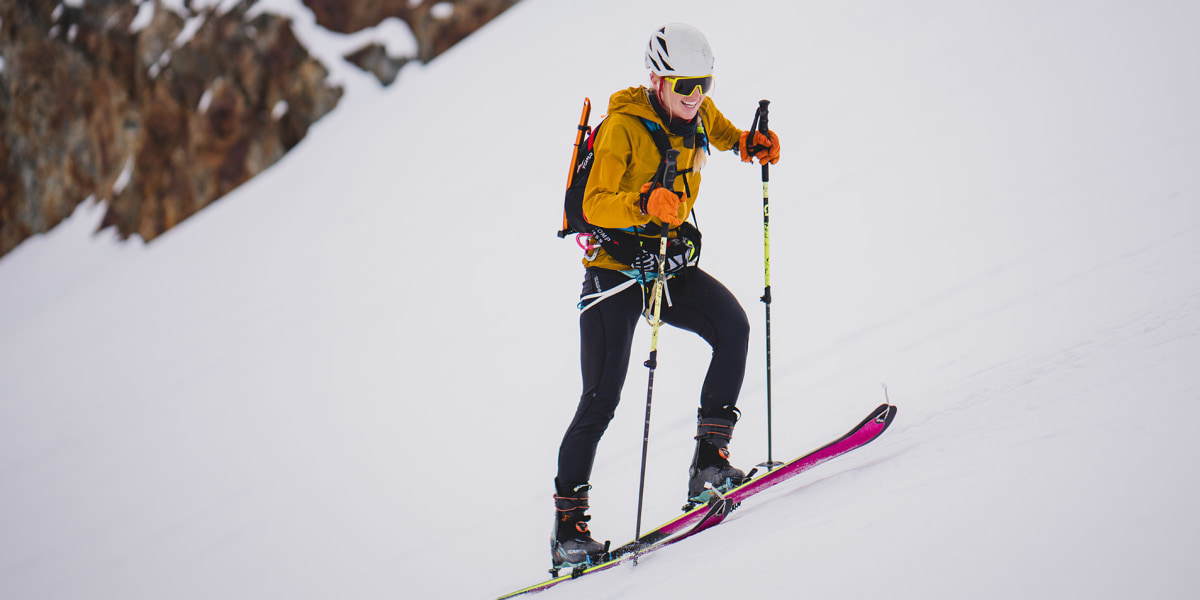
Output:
top-left (757, 99), bottom-right (770, 134)
top-left (663, 148), bottom-right (680, 190)
top-left (660, 148), bottom-right (680, 238)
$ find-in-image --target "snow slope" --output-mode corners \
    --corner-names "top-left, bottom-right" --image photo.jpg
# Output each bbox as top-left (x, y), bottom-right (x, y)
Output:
top-left (2, 0), bottom-right (1199, 598)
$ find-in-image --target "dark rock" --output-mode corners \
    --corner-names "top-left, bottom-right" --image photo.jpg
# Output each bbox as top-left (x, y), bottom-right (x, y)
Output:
top-left (0, 0), bottom-right (517, 259)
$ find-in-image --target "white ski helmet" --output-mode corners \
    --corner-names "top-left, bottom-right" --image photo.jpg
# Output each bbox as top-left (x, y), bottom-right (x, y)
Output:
top-left (645, 23), bottom-right (714, 77)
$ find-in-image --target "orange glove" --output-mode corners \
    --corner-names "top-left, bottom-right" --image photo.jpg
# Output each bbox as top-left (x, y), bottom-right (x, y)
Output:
top-left (639, 182), bottom-right (685, 227)
top-left (738, 130), bottom-right (781, 165)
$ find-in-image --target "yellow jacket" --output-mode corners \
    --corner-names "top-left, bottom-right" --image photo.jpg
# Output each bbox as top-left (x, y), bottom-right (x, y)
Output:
top-left (582, 87), bottom-right (743, 270)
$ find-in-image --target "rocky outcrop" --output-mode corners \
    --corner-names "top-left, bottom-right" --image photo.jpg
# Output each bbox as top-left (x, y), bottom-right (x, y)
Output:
top-left (303, 0), bottom-right (519, 64)
top-left (0, 0), bottom-right (518, 259)
top-left (0, 0), bottom-right (342, 255)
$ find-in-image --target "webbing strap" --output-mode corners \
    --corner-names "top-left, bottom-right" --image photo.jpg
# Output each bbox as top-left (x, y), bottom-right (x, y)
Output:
top-left (576, 272), bottom-right (675, 315)
top-left (578, 278), bottom-right (639, 314)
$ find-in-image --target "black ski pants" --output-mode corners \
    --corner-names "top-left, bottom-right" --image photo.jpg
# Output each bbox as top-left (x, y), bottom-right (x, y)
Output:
top-left (557, 267), bottom-right (750, 486)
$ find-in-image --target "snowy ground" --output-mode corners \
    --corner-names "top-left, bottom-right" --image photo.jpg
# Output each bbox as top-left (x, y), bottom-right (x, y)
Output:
top-left (2, 1), bottom-right (1199, 598)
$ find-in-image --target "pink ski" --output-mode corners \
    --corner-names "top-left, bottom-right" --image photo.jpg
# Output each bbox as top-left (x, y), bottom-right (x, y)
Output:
top-left (497, 403), bottom-right (897, 599)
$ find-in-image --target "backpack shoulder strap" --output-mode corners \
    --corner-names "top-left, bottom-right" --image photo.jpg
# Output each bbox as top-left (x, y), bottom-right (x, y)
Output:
top-left (637, 117), bottom-right (693, 200)
top-left (637, 117), bottom-right (671, 155)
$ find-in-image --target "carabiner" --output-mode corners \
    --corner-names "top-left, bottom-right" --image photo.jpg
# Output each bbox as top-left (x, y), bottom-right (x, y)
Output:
top-left (576, 233), bottom-right (600, 261)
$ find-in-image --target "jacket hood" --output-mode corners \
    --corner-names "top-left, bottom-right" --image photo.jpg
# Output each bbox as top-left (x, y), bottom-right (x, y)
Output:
top-left (607, 87), bottom-right (661, 122)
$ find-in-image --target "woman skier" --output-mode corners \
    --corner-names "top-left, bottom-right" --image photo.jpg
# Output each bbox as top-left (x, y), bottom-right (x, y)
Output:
top-left (552, 23), bottom-right (781, 569)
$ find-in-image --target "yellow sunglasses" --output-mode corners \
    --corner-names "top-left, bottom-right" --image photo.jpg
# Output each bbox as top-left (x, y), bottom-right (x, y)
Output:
top-left (665, 74), bottom-right (714, 96)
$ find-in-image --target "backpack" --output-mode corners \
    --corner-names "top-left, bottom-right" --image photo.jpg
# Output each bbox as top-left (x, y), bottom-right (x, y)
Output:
top-left (558, 98), bottom-right (700, 267)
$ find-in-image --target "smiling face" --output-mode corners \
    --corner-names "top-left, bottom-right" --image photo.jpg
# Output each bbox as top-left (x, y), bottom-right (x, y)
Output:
top-left (652, 74), bottom-right (706, 122)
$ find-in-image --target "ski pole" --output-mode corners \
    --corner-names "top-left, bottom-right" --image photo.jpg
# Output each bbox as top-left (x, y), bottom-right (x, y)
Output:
top-left (750, 100), bottom-right (784, 471)
top-left (634, 147), bottom-right (681, 546)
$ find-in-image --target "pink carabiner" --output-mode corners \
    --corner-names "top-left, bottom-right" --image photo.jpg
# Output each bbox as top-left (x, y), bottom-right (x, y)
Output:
top-left (576, 233), bottom-right (599, 261)
top-left (576, 233), bottom-right (594, 252)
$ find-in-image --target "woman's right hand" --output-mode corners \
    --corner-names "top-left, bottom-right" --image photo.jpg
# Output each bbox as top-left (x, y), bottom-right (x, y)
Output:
top-left (639, 183), bottom-right (685, 227)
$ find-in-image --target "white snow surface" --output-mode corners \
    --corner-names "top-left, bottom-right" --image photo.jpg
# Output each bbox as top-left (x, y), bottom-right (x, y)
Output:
top-left (3, 1), bottom-right (1200, 598)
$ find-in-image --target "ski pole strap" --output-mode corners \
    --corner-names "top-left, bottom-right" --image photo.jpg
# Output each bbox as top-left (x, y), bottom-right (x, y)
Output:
top-left (744, 106), bottom-right (769, 156)
top-left (640, 275), bottom-right (673, 323)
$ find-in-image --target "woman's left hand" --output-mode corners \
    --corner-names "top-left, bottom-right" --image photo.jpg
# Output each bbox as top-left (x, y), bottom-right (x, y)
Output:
top-left (738, 130), bottom-right (780, 165)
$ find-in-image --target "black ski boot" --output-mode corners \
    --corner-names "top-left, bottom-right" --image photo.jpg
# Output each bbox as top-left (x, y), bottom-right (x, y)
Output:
top-left (551, 479), bottom-right (607, 572)
top-left (687, 406), bottom-right (747, 504)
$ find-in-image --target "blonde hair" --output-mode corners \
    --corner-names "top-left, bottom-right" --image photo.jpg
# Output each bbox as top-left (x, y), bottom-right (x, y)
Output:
top-left (644, 79), bottom-right (707, 173)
